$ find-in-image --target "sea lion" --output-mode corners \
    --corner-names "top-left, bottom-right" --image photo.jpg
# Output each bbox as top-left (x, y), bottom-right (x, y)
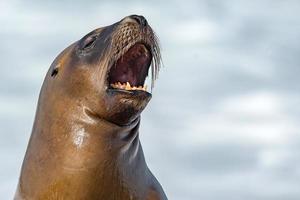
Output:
top-left (15, 15), bottom-right (167, 200)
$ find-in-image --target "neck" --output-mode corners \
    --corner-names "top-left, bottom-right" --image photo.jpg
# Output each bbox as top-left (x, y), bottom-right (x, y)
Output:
top-left (16, 102), bottom-right (148, 199)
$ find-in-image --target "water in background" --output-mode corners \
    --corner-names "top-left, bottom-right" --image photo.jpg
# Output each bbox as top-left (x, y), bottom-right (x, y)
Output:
top-left (1, 0), bottom-right (300, 199)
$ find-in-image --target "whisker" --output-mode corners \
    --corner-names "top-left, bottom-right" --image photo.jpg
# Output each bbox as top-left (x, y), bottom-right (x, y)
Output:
top-left (108, 22), bottom-right (162, 91)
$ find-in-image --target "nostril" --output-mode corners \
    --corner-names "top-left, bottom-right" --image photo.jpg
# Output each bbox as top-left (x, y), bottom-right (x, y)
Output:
top-left (130, 15), bottom-right (148, 27)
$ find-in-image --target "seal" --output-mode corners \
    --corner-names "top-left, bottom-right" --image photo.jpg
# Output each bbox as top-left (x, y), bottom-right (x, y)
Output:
top-left (15, 15), bottom-right (167, 200)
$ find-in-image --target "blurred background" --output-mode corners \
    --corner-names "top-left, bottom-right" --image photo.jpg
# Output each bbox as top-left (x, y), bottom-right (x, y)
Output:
top-left (1, 0), bottom-right (300, 199)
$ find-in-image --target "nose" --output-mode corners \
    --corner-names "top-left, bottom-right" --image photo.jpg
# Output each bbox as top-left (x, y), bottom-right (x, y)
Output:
top-left (129, 15), bottom-right (148, 27)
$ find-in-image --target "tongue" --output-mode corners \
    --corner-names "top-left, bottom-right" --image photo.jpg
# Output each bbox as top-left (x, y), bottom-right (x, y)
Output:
top-left (109, 44), bottom-right (152, 87)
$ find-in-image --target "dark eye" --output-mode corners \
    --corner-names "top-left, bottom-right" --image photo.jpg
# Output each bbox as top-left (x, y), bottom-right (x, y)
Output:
top-left (82, 35), bottom-right (97, 50)
top-left (51, 68), bottom-right (59, 77)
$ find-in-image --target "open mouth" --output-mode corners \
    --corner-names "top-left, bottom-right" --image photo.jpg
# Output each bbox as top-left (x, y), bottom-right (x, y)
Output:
top-left (108, 43), bottom-right (152, 92)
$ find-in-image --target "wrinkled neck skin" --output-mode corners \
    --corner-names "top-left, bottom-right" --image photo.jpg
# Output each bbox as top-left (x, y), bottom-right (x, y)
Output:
top-left (16, 93), bottom-right (152, 199)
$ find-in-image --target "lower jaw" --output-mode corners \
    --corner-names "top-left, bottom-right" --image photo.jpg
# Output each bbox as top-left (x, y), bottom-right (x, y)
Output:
top-left (106, 88), bottom-right (152, 101)
top-left (107, 87), bottom-right (151, 94)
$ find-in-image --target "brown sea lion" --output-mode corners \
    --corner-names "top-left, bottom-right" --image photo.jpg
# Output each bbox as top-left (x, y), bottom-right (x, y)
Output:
top-left (15, 15), bottom-right (167, 200)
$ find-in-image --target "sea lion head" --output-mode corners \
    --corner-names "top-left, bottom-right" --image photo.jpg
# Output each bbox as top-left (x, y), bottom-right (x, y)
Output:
top-left (43, 15), bottom-right (161, 126)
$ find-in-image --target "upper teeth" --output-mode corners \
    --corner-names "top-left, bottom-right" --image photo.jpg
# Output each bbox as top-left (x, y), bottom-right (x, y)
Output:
top-left (110, 82), bottom-right (147, 91)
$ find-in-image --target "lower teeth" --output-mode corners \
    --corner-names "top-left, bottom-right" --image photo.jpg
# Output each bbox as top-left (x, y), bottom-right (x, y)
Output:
top-left (110, 82), bottom-right (147, 91)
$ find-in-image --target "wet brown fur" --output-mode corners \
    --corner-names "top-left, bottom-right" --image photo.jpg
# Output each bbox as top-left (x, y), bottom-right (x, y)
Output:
top-left (15, 15), bottom-right (166, 200)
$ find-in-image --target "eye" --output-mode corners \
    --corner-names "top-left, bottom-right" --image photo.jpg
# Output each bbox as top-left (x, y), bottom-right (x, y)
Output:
top-left (82, 35), bottom-right (97, 50)
top-left (51, 68), bottom-right (59, 77)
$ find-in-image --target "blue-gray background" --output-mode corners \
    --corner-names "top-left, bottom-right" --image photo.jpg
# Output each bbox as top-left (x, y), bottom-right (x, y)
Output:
top-left (1, 0), bottom-right (300, 199)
